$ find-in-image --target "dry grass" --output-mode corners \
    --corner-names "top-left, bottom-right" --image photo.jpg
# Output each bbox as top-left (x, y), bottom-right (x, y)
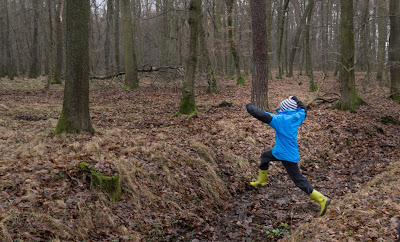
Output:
top-left (287, 160), bottom-right (400, 241)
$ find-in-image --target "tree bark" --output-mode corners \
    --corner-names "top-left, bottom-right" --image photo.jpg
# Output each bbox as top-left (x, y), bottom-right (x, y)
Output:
top-left (54, 0), bottom-right (93, 135)
top-left (114, 0), bottom-right (120, 72)
top-left (121, 0), bottom-right (139, 89)
top-left (305, 0), bottom-right (316, 91)
top-left (389, 0), bottom-right (400, 103)
top-left (199, 14), bottom-right (217, 93)
top-left (53, 0), bottom-right (64, 84)
top-left (29, 0), bottom-right (40, 78)
top-left (266, 0), bottom-right (273, 80)
top-left (250, 0), bottom-right (268, 110)
top-left (335, 0), bottom-right (365, 111)
top-left (3, 0), bottom-right (14, 80)
top-left (376, 0), bottom-right (386, 81)
top-left (213, 0), bottom-right (223, 74)
top-left (104, 0), bottom-right (113, 75)
top-left (276, 0), bottom-right (290, 79)
top-left (46, 0), bottom-right (53, 87)
top-left (225, 0), bottom-right (244, 85)
top-left (288, 0), bottom-right (313, 77)
top-left (176, 0), bottom-right (201, 116)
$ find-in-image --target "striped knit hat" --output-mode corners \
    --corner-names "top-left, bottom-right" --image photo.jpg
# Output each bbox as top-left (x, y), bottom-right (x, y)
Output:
top-left (279, 98), bottom-right (297, 111)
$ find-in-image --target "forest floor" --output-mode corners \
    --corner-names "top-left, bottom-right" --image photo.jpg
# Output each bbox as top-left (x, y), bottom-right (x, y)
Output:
top-left (0, 73), bottom-right (399, 241)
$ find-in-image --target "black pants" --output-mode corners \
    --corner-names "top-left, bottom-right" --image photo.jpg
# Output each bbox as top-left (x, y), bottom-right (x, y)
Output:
top-left (260, 150), bottom-right (314, 195)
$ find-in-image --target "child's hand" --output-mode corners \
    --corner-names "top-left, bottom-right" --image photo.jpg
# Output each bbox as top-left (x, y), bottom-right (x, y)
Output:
top-left (288, 96), bottom-right (293, 99)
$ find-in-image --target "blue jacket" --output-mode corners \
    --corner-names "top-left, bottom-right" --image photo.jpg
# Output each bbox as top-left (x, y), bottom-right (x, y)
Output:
top-left (246, 97), bottom-right (306, 163)
top-left (268, 108), bottom-right (305, 162)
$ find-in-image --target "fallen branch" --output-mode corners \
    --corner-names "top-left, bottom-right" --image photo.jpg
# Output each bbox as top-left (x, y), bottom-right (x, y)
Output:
top-left (307, 93), bottom-right (340, 109)
top-left (90, 66), bottom-right (185, 80)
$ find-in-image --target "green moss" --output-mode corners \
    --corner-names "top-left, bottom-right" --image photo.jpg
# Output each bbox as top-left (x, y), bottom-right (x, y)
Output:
top-left (175, 95), bottom-right (197, 117)
top-left (332, 93), bottom-right (365, 112)
top-left (237, 77), bottom-right (245, 86)
top-left (51, 75), bottom-right (61, 84)
top-left (122, 84), bottom-right (131, 90)
top-left (53, 108), bottom-right (79, 135)
top-left (80, 162), bottom-right (121, 202)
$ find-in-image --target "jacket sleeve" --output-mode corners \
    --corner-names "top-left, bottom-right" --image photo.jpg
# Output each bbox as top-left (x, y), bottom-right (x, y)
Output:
top-left (246, 104), bottom-right (272, 124)
top-left (291, 96), bottom-right (307, 116)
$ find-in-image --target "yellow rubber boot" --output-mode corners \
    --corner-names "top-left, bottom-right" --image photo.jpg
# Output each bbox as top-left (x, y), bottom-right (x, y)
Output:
top-left (309, 190), bottom-right (331, 216)
top-left (250, 169), bottom-right (268, 187)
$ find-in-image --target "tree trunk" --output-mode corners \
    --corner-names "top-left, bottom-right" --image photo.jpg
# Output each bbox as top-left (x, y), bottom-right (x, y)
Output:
top-left (225, 0), bottom-right (244, 85)
top-left (3, 0), bottom-right (14, 80)
top-left (266, 0), bottom-right (273, 80)
top-left (288, 0), bottom-right (313, 77)
top-left (121, 0), bottom-right (139, 89)
top-left (29, 0), bottom-right (40, 78)
top-left (176, 0), bottom-right (201, 116)
top-left (199, 15), bottom-right (217, 93)
top-left (305, 0), bottom-right (316, 91)
top-left (213, 0), bottom-right (223, 74)
top-left (0, 6), bottom-right (4, 78)
top-left (376, 0), bottom-right (386, 81)
top-left (389, 0), bottom-right (400, 103)
top-left (114, 0), bottom-right (120, 72)
top-left (276, 0), bottom-right (290, 79)
top-left (335, 0), bottom-right (365, 111)
top-left (53, 0), bottom-right (64, 84)
top-left (104, 0), bottom-right (113, 75)
top-left (54, 0), bottom-right (93, 135)
top-left (321, 0), bottom-right (329, 78)
top-left (46, 0), bottom-right (53, 87)
top-left (250, 0), bottom-right (268, 110)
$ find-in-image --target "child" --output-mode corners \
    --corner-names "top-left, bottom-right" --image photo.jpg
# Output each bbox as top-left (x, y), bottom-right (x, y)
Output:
top-left (246, 96), bottom-right (331, 216)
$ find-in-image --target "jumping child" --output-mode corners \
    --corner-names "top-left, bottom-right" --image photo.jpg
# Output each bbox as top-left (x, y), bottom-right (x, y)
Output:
top-left (246, 96), bottom-right (331, 216)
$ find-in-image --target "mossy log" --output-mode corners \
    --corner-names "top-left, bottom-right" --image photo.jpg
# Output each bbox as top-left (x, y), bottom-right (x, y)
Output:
top-left (79, 162), bottom-right (121, 202)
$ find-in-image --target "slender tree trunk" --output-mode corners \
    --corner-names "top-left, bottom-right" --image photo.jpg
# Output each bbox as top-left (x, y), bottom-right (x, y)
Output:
top-left (266, 0), bottom-right (273, 80)
top-left (104, 0), bottom-right (113, 75)
top-left (199, 15), bottom-right (217, 93)
top-left (335, 0), bottom-right (365, 111)
top-left (121, 0), bottom-right (139, 89)
top-left (29, 0), bottom-right (40, 78)
top-left (389, 0), bottom-right (400, 103)
top-left (54, 0), bottom-right (93, 135)
top-left (213, 0), bottom-right (223, 74)
top-left (321, 1), bottom-right (329, 78)
top-left (0, 6), bottom-right (4, 78)
top-left (225, 0), bottom-right (244, 85)
top-left (305, 0), bottom-right (316, 91)
top-left (114, 0), bottom-right (120, 72)
top-left (3, 0), bottom-right (14, 80)
top-left (251, 0), bottom-right (268, 110)
top-left (376, 0), bottom-right (386, 81)
top-left (46, 0), bottom-right (53, 87)
top-left (176, 0), bottom-right (201, 116)
top-left (288, 0), bottom-right (313, 77)
top-left (276, 0), bottom-right (290, 79)
top-left (54, 0), bottom-right (64, 84)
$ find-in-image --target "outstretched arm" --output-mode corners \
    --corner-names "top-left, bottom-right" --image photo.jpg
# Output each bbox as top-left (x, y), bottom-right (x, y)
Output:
top-left (246, 104), bottom-right (272, 124)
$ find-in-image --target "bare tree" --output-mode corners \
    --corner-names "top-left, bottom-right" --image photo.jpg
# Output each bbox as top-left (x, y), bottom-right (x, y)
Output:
top-left (29, 0), bottom-right (40, 78)
top-left (389, 0), bottom-right (400, 103)
top-left (334, 0), bottom-right (365, 111)
top-left (54, 0), bottom-right (93, 134)
top-left (250, 0), bottom-right (268, 110)
top-left (176, 0), bottom-right (202, 116)
top-left (114, 0), bottom-right (120, 72)
top-left (121, 0), bottom-right (139, 89)
top-left (53, 0), bottom-right (64, 84)
top-left (376, 0), bottom-right (387, 81)
top-left (225, 0), bottom-right (244, 85)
